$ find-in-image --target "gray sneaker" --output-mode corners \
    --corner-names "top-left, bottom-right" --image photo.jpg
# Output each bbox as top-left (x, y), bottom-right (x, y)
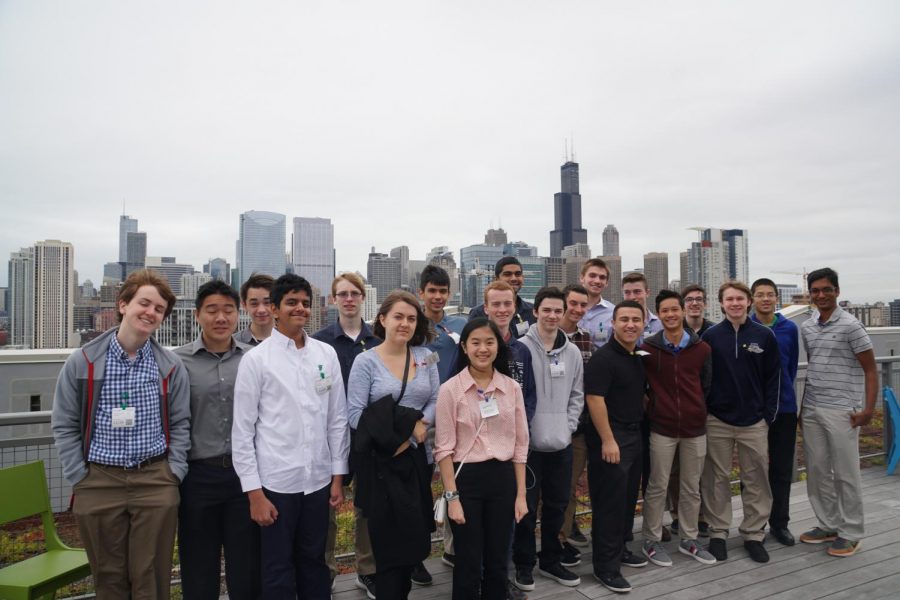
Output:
top-left (679, 539), bottom-right (717, 565)
top-left (642, 540), bottom-right (673, 567)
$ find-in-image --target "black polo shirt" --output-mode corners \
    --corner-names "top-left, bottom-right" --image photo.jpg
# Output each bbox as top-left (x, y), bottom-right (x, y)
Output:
top-left (312, 320), bottom-right (382, 390)
top-left (584, 335), bottom-right (646, 433)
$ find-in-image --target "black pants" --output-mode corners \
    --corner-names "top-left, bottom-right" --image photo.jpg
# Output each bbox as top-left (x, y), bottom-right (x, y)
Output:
top-left (513, 445), bottom-right (573, 569)
top-left (376, 565), bottom-right (413, 600)
top-left (450, 460), bottom-right (516, 600)
top-left (587, 428), bottom-right (642, 574)
top-left (178, 461), bottom-right (260, 600)
top-left (260, 484), bottom-right (330, 600)
top-left (768, 413), bottom-right (798, 530)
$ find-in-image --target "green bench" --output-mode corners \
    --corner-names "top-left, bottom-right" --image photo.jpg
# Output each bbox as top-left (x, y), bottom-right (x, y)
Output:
top-left (0, 461), bottom-right (91, 600)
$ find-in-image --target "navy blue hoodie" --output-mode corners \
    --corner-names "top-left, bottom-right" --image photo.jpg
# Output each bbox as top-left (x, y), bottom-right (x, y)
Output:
top-left (751, 312), bottom-right (799, 414)
top-left (701, 318), bottom-right (781, 426)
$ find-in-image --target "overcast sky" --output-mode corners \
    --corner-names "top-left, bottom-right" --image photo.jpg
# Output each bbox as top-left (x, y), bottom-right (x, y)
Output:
top-left (2, 1), bottom-right (898, 303)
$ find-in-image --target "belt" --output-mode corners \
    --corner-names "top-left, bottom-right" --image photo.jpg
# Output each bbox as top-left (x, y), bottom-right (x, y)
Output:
top-left (91, 453), bottom-right (167, 470)
top-left (191, 454), bottom-right (233, 468)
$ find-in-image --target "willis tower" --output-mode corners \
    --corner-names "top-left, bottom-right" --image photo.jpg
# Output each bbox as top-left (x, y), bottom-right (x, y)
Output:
top-left (549, 159), bottom-right (588, 257)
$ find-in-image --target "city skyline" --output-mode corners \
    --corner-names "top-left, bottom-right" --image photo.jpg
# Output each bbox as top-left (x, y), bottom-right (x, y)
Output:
top-left (1, 2), bottom-right (898, 303)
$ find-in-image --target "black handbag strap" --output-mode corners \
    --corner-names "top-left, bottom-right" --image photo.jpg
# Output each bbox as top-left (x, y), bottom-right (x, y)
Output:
top-left (396, 345), bottom-right (411, 404)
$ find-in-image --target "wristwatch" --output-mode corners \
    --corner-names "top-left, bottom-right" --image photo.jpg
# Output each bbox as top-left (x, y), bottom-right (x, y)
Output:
top-left (443, 490), bottom-right (460, 502)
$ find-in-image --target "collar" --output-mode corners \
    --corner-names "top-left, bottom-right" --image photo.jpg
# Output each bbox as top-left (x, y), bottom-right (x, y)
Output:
top-left (814, 306), bottom-right (844, 325)
top-left (663, 330), bottom-right (691, 351)
top-left (272, 327), bottom-right (307, 349)
top-left (607, 335), bottom-right (639, 357)
top-left (458, 366), bottom-right (507, 396)
top-left (751, 312), bottom-right (780, 328)
top-left (190, 333), bottom-right (241, 356)
top-left (109, 332), bottom-right (151, 362)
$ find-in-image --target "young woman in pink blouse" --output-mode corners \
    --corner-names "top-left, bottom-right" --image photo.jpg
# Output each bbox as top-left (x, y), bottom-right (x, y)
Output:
top-left (434, 317), bottom-right (530, 600)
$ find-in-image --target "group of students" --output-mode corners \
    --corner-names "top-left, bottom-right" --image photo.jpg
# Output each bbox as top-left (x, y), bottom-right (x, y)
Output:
top-left (50, 257), bottom-right (877, 600)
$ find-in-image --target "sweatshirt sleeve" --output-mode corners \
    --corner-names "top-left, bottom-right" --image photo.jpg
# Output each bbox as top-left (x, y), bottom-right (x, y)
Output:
top-left (567, 348), bottom-right (584, 434)
top-left (764, 330), bottom-right (781, 423)
top-left (522, 350), bottom-right (537, 424)
top-left (787, 322), bottom-right (799, 383)
top-left (51, 355), bottom-right (88, 486)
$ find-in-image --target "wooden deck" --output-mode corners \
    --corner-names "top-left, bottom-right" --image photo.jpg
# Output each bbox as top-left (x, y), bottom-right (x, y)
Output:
top-left (330, 467), bottom-right (900, 599)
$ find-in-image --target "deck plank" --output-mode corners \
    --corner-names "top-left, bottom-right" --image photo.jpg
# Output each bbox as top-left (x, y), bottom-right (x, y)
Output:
top-left (322, 469), bottom-right (900, 600)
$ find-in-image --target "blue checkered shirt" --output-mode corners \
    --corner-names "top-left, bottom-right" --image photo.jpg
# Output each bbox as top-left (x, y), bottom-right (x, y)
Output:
top-left (87, 335), bottom-right (168, 466)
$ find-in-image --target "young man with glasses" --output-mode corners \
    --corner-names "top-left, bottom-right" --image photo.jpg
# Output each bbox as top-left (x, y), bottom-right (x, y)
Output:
top-left (313, 273), bottom-right (381, 597)
top-left (681, 284), bottom-right (715, 337)
top-left (750, 278), bottom-right (799, 547)
top-left (799, 268), bottom-right (877, 557)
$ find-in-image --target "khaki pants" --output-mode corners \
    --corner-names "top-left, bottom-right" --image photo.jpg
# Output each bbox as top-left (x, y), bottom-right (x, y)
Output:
top-left (700, 415), bottom-right (771, 542)
top-left (560, 432), bottom-right (588, 541)
top-left (802, 403), bottom-right (865, 540)
top-left (642, 432), bottom-right (706, 541)
top-left (73, 461), bottom-right (179, 600)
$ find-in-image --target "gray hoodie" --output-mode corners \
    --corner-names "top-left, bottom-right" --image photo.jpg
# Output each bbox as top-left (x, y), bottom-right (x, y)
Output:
top-left (520, 326), bottom-right (584, 452)
top-left (51, 328), bottom-right (191, 485)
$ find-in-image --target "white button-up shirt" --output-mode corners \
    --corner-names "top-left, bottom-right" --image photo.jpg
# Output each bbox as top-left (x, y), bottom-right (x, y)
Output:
top-left (232, 328), bottom-right (350, 494)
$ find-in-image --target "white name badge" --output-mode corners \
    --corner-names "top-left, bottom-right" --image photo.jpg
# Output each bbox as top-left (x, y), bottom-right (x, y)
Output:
top-left (449, 332), bottom-right (461, 344)
top-left (550, 363), bottom-right (566, 378)
top-left (515, 321), bottom-right (530, 336)
top-left (315, 377), bottom-right (333, 394)
top-left (480, 396), bottom-right (500, 418)
top-left (111, 407), bottom-right (136, 428)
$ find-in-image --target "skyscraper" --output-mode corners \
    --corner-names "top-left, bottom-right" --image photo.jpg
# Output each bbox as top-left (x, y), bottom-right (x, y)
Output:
top-left (366, 249), bottom-right (401, 303)
top-left (643, 252), bottom-right (669, 300)
top-left (292, 217), bottom-right (335, 296)
top-left (238, 211), bottom-right (286, 285)
top-left (390, 246), bottom-right (410, 290)
top-left (686, 227), bottom-right (750, 321)
top-left (8, 247), bottom-right (34, 347)
top-left (119, 214), bottom-right (138, 263)
top-left (125, 231), bottom-right (147, 276)
top-left (203, 258), bottom-right (230, 281)
top-left (33, 240), bottom-right (75, 349)
top-left (549, 161), bottom-right (588, 257)
top-left (600, 255), bottom-right (624, 304)
top-left (484, 228), bottom-right (508, 247)
top-left (602, 224), bottom-right (620, 257)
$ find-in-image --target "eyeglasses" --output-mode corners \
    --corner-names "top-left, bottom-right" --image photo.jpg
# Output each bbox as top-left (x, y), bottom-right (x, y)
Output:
top-left (809, 287), bottom-right (836, 296)
top-left (753, 293), bottom-right (777, 299)
top-left (335, 291), bottom-right (363, 299)
top-left (684, 296), bottom-right (705, 304)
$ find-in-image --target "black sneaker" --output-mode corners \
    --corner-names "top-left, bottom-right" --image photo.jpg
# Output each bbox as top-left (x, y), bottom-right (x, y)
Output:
top-left (507, 580), bottom-right (528, 599)
top-left (410, 561), bottom-right (432, 586)
top-left (514, 566), bottom-right (535, 591)
top-left (441, 552), bottom-right (455, 567)
top-left (567, 526), bottom-right (590, 547)
top-left (621, 549), bottom-right (648, 568)
top-left (698, 521), bottom-right (710, 538)
top-left (355, 573), bottom-right (376, 600)
top-left (538, 562), bottom-right (581, 587)
top-left (708, 538), bottom-right (727, 562)
top-left (594, 570), bottom-right (632, 593)
top-left (744, 540), bottom-right (769, 563)
top-left (560, 541), bottom-right (582, 567)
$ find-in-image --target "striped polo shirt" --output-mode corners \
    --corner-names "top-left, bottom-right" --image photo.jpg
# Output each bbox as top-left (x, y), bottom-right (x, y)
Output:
top-left (801, 306), bottom-right (872, 410)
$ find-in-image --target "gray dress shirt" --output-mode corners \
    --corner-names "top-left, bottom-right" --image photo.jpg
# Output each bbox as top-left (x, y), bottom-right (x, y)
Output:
top-left (175, 336), bottom-right (252, 461)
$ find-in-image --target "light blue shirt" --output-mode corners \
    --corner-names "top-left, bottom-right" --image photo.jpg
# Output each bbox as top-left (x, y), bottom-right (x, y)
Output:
top-left (427, 313), bottom-right (466, 383)
top-left (346, 346), bottom-right (440, 462)
top-left (579, 297), bottom-right (615, 348)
